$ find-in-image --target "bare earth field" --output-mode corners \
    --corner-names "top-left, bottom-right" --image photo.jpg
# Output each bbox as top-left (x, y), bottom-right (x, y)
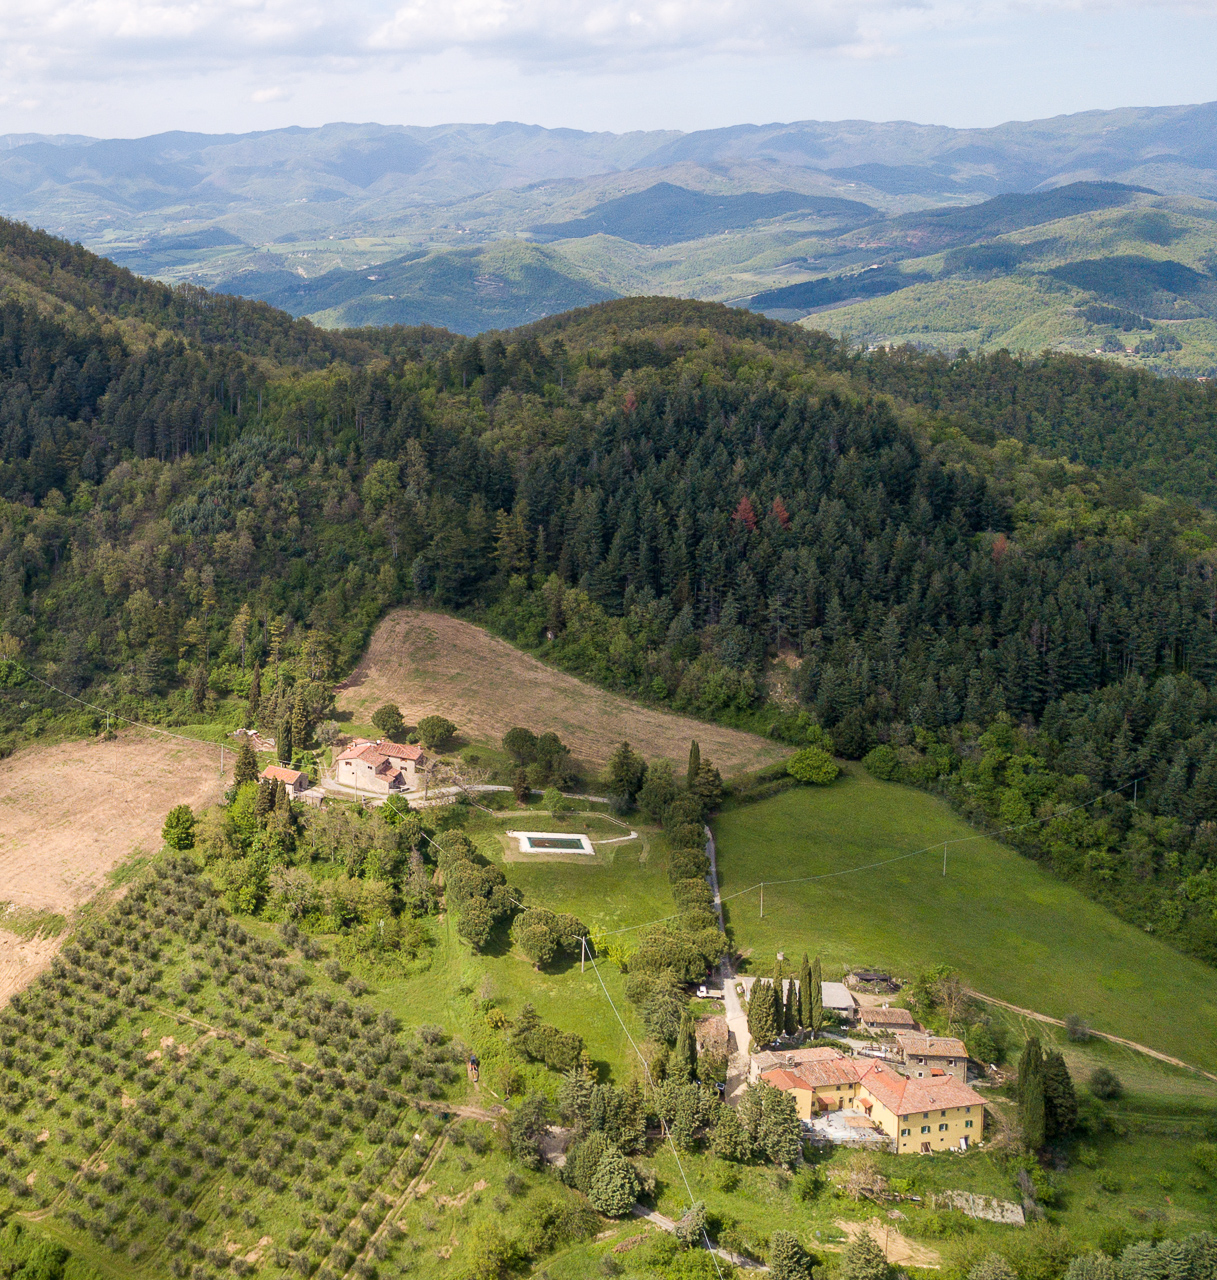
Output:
top-left (336, 609), bottom-right (791, 775)
top-left (0, 730), bottom-right (226, 965)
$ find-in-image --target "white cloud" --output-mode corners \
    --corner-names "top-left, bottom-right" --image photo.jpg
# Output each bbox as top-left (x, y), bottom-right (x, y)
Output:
top-left (251, 84), bottom-right (287, 101)
top-left (0, 0), bottom-right (1199, 80)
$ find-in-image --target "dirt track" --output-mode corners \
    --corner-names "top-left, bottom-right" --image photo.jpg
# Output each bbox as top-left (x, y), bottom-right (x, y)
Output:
top-left (336, 609), bottom-right (790, 775)
top-left (0, 731), bottom-right (226, 917)
top-left (965, 987), bottom-right (1217, 1085)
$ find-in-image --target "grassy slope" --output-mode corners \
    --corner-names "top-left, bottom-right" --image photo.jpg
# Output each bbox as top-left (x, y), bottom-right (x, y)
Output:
top-left (713, 769), bottom-right (1217, 1073)
top-left (807, 198), bottom-right (1217, 373)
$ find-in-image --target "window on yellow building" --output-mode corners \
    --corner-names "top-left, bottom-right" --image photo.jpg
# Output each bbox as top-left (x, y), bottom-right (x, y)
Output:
top-left (901, 1129), bottom-right (910, 1137)
top-left (965, 1120), bottom-right (973, 1128)
top-left (938, 1123), bottom-right (948, 1131)
top-left (920, 1126), bottom-right (930, 1134)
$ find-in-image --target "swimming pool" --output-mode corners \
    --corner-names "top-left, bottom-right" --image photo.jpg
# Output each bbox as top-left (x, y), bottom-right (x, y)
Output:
top-left (506, 830), bottom-right (595, 855)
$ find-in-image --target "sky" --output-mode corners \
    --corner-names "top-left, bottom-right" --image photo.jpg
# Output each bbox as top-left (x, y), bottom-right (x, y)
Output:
top-left (0, 0), bottom-right (1215, 138)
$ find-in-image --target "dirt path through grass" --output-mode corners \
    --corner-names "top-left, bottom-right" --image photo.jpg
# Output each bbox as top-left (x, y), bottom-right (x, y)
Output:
top-left (966, 988), bottom-right (1217, 1084)
top-left (335, 609), bottom-right (790, 774)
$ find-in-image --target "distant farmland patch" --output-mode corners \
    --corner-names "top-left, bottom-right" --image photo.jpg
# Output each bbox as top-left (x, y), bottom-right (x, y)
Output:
top-left (336, 609), bottom-right (790, 775)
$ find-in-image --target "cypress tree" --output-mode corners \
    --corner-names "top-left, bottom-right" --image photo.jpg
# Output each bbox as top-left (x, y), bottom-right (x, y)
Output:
top-left (233, 739), bottom-right (258, 786)
top-left (687, 740), bottom-right (701, 790)
top-left (291, 695), bottom-right (308, 754)
top-left (1018, 1036), bottom-right (1046, 1150)
top-left (1042, 1050), bottom-right (1078, 1138)
top-left (799, 953), bottom-right (812, 1028)
top-left (784, 980), bottom-right (799, 1036)
top-left (747, 980), bottom-right (779, 1047)
top-left (671, 1013), bottom-right (697, 1085)
top-left (255, 780), bottom-right (275, 824)
top-left (810, 956), bottom-right (823, 1033)
top-left (277, 716), bottom-right (292, 764)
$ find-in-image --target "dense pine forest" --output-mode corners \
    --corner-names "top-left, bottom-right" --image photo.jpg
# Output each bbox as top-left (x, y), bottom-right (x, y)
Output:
top-left (4, 219), bottom-right (1217, 964)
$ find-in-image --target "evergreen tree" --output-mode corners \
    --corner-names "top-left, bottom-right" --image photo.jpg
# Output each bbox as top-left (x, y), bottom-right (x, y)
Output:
top-left (604, 741), bottom-right (647, 803)
top-left (290, 695), bottom-right (308, 753)
top-left (747, 980), bottom-right (779, 1047)
top-left (799, 953), bottom-right (813, 1028)
top-left (840, 1232), bottom-right (890, 1280)
top-left (810, 956), bottom-right (823, 1033)
top-left (770, 1232), bottom-right (813, 1280)
top-left (276, 716), bottom-right (292, 764)
top-left (710, 1104), bottom-right (753, 1161)
top-left (670, 1013), bottom-right (698, 1086)
top-left (587, 1146), bottom-right (639, 1217)
top-left (233, 739), bottom-right (259, 786)
top-left (785, 979), bottom-right (799, 1036)
top-left (687, 740), bottom-right (701, 790)
top-left (1018, 1036), bottom-right (1047, 1150)
top-left (1042, 1050), bottom-right (1078, 1139)
top-left (254, 779), bottom-right (275, 824)
top-left (691, 761), bottom-right (724, 810)
top-left (247, 664), bottom-right (261, 719)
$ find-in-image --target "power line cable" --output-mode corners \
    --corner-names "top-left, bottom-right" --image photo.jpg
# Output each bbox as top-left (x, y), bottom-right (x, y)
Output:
top-left (593, 773), bottom-right (1145, 938)
top-left (5, 659), bottom-right (230, 755)
top-left (581, 937), bottom-right (724, 1277)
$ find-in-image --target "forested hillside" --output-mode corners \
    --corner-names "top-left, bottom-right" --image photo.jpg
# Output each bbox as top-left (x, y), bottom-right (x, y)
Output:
top-left (5, 225), bottom-right (1217, 966)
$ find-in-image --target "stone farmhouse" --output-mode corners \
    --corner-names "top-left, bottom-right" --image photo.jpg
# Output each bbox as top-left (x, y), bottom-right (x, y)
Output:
top-left (894, 1032), bottom-right (970, 1081)
top-left (859, 1005), bottom-right (918, 1033)
top-left (758, 1047), bottom-right (985, 1153)
top-left (335, 740), bottom-right (428, 793)
top-left (260, 764), bottom-right (309, 797)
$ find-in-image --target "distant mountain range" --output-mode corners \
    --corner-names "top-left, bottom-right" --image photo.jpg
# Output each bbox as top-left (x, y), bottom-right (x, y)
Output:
top-left (2, 104), bottom-right (1217, 352)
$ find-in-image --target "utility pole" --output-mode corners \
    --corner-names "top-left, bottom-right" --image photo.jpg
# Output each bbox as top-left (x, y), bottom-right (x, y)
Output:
top-left (1133, 779), bottom-right (1138, 808)
top-left (580, 936), bottom-right (586, 974)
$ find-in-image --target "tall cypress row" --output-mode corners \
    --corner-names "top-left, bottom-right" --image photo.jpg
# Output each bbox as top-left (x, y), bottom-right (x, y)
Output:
top-left (799, 953), bottom-right (813, 1028)
top-left (810, 956), bottom-right (823, 1033)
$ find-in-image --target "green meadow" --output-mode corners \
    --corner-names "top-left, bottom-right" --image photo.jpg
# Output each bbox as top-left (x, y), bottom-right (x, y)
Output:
top-left (713, 768), bottom-right (1217, 1074)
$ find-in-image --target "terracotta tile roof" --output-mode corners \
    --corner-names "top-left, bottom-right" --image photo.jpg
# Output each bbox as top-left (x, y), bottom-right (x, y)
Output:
top-left (785, 1046), bottom-right (847, 1064)
top-left (260, 765), bottom-right (306, 786)
top-left (860, 1006), bottom-right (917, 1028)
top-left (761, 1056), bottom-right (863, 1090)
top-left (337, 739), bottom-right (426, 769)
top-left (760, 1068), bottom-right (811, 1092)
top-left (752, 1046), bottom-right (846, 1075)
top-left (895, 1033), bottom-right (968, 1059)
top-left (857, 1061), bottom-right (984, 1115)
top-left (792, 1058), bottom-right (865, 1088)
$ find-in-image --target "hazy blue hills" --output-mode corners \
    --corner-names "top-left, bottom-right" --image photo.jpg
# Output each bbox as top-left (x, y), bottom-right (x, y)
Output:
top-left (217, 240), bottom-right (618, 333)
top-left (3, 107), bottom-right (1217, 342)
top-left (530, 182), bottom-right (875, 245)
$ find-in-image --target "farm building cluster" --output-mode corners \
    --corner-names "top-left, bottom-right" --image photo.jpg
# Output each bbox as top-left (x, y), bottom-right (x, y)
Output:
top-left (747, 976), bottom-right (986, 1154)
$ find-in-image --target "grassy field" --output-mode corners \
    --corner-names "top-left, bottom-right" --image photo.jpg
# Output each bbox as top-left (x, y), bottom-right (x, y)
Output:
top-left (334, 608), bottom-right (790, 776)
top-left (713, 769), bottom-right (1217, 1074)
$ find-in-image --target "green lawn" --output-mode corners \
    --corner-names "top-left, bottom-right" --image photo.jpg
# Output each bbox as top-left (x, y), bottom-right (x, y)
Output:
top-left (350, 809), bottom-right (675, 1086)
top-left (714, 769), bottom-right (1217, 1073)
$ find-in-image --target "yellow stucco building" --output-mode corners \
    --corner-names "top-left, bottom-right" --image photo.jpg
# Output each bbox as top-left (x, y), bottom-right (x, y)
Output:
top-left (760, 1053), bottom-right (985, 1153)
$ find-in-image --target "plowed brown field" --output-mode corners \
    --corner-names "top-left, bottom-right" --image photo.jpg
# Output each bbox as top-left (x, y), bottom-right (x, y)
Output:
top-left (336, 609), bottom-right (790, 776)
top-left (0, 731), bottom-right (227, 998)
